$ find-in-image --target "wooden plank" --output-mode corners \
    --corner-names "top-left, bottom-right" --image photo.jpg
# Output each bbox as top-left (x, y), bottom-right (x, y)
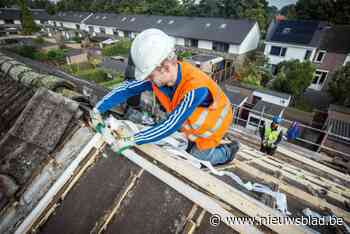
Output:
top-left (238, 151), bottom-right (349, 205)
top-left (120, 146), bottom-right (263, 234)
top-left (278, 147), bottom-right (350, 183)
top-left (241, 145), bottom-right (350, 197)
top-left (233, 160), bottom-right (350, 224)
top-left (137, 144), bottom-right (310, 234)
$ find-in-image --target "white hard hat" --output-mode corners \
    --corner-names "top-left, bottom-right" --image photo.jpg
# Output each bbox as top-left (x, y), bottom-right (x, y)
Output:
top-left (131, 28), bottom-right (175, 81)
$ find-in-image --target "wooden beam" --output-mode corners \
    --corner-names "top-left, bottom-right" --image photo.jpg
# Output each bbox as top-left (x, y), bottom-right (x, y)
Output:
top-left (238, 151), bottom-right (349, 205)
top-left (233, 160), bottom-right (350, 224)
top-left (137, 144), bottom-right (310, 234)
top-left (121, 146), bottom-right (263, 234)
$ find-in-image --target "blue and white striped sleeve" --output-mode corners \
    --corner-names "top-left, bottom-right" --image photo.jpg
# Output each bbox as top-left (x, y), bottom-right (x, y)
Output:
top-left (95, 79), bottom-right (152, 113)
top-left (134, 87), bottom-right (208, 145)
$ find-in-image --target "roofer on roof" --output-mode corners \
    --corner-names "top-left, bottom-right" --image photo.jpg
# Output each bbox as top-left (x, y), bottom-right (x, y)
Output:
top-left (91, 28), bottom-right (239, 166)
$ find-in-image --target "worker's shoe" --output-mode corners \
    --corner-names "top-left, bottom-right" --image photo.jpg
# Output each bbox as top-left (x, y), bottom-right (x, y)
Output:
top-left (229, 140), bottom-right (240, 161)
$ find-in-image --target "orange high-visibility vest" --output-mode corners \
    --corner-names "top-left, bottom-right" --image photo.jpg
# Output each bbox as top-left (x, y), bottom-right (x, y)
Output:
top-left (152, 61), bottom-right (233, 151)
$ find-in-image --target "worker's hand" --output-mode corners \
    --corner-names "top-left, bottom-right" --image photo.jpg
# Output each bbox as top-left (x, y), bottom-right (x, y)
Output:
top-left (111, 136), bottom-right (135, 155)
top-left (90, 108), bottom-right (104, 133)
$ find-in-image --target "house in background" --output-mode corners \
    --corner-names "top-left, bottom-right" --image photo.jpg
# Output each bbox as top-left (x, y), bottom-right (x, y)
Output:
top-left (78, 12), bottom-right (261, 64)
top-left (310, 25), bottom-right (350, 91)
top-left (98, 56), bottom-right (128, 78)
top-left (47, 11), bottom-right (92, 39)
top-left (0, 8), bottom-right (50, 36)
top-left (264, 19), bottom-right (326, 77)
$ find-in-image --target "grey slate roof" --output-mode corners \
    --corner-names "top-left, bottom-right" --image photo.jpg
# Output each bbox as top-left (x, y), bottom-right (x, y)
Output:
top-left (50, 11), bottom-right (92, 23)
top-left (223, 87), bottom-right (248, 106)
top-left (0, 8), bottom-right (50, 21)
top-left (84, 12), bottom-right (256, 44)
top-left (266, 19), bottom-right (327, 47)
top-left (252, 100), bottom-right (285, 117)
top-left (320, 25), bottom-right (350, 54)
top-left (0, 8), bottom-right (20, 20)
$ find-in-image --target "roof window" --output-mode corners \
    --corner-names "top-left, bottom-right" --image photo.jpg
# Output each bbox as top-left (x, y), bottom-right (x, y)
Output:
top-left (157, 19), bottom-right (162, 24)
top-left (121, 17), bottom-right (127, 21)
top-left (206, 23), bottom-right (211, 27)
top-left (220, 23), bottom-right (226, 29)
top-left (169, 20), bottom-right (174, 24)
top-left (282, 27), bottom-right (291, 34)
top-left (130, 17), bottom-right (135, 22)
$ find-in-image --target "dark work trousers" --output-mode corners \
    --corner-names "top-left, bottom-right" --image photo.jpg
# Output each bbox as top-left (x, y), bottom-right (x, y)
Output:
top-left (260, 143), bottom-right (277, 156)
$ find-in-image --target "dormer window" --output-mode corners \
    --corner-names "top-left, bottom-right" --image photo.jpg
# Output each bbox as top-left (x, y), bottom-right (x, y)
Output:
top-left (220, 23), bottom-right (226, 29)
top-left (282, 27), bottom-right (291, 34)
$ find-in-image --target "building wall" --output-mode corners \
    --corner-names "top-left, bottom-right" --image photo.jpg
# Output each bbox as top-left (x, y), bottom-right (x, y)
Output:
top-left (198, 40), bottom-right (212, 50)
top-left (239, 22), bottom-right (260, 54)
top-left (252, 90), bottom-right (290, 107)
top-left (264, 42), bottom-right (316, 65)
top-left (105, 27), bottom-right (114, 35)
top-left (175, 37), bottom-right (185, 46)
top-left (229, 44), bottom-right (240, 54)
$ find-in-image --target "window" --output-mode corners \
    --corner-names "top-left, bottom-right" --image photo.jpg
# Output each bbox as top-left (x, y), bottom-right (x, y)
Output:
top-left (270, 46), bottom-right (287, 57)
top-left (99, 27), bottom-right (106, 34)
top-left (212, 42), bottom-right (229, 53)
top-left (4, 19), bottom-right (14, 24)
top-left (205, 23), bottom-right (211, 27)
top-left (124, 31), bottom-right (132, 39)
top-left (314, 50), bottom-right (326, 63)
top-left (53, 21), bottom-right (57, 27)
top-left (76, 24), bottom-right (80, 30)
top-left (60, 22), bottom-right (63, 27)
top-left (113, 28), bottom-right (118, 35)
top-left (220, 23), bottom-right (227, 29)
top-left (157, 19), bottom-right (162, 24)
top-left (168, 20), bottom-right (174, 24)
top-left (184, 38), bottom-right (198, 48)
top-left (304, 50), bottom-right (312, 60)
top-left (312, 70), bottom-right (328, 85)
top-left (282, 27), bottom-right (291, 34)
top-left (88, 26), bottom-right (94, 33)
top-left (130, 17), bottom-right (135, 22)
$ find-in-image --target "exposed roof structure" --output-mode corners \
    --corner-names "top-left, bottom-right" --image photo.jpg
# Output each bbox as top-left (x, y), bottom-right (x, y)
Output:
top-left (82, 13), bottom-right (256, 45)
top-left (266, 19), bottom-right (327, 47)
top-left (327, 104), bottom-right (350, 140)
top-left (320, 25), bottom-right (350, 54)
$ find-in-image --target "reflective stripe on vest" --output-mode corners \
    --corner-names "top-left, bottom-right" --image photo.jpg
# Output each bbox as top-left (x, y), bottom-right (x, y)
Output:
top-left (184, 104), bottom-right (230, 140)
top-left (264, 126), bottom-right (280, 145)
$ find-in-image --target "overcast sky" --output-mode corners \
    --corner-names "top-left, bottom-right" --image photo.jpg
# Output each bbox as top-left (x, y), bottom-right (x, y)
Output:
top-left (268, 0), bottom-right (297, 9)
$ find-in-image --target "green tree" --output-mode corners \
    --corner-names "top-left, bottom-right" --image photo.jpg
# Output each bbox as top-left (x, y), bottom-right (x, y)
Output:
top-left (102, 39), bottom-right (131, 57)
top-left (144, 0), bottom-right (182, 15)
top-left (242, 0), bottom-right (268, 33)
top-left (280, 4), bottom-right (297, 19)
top-left (272, 60), bottom-right (315, 98)
top-left (19, 0), bottom-right (39, 35)
top-left (328, 64), bottom-right (350, 107)
top-left (295, 0), bottom-right (350, 24)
